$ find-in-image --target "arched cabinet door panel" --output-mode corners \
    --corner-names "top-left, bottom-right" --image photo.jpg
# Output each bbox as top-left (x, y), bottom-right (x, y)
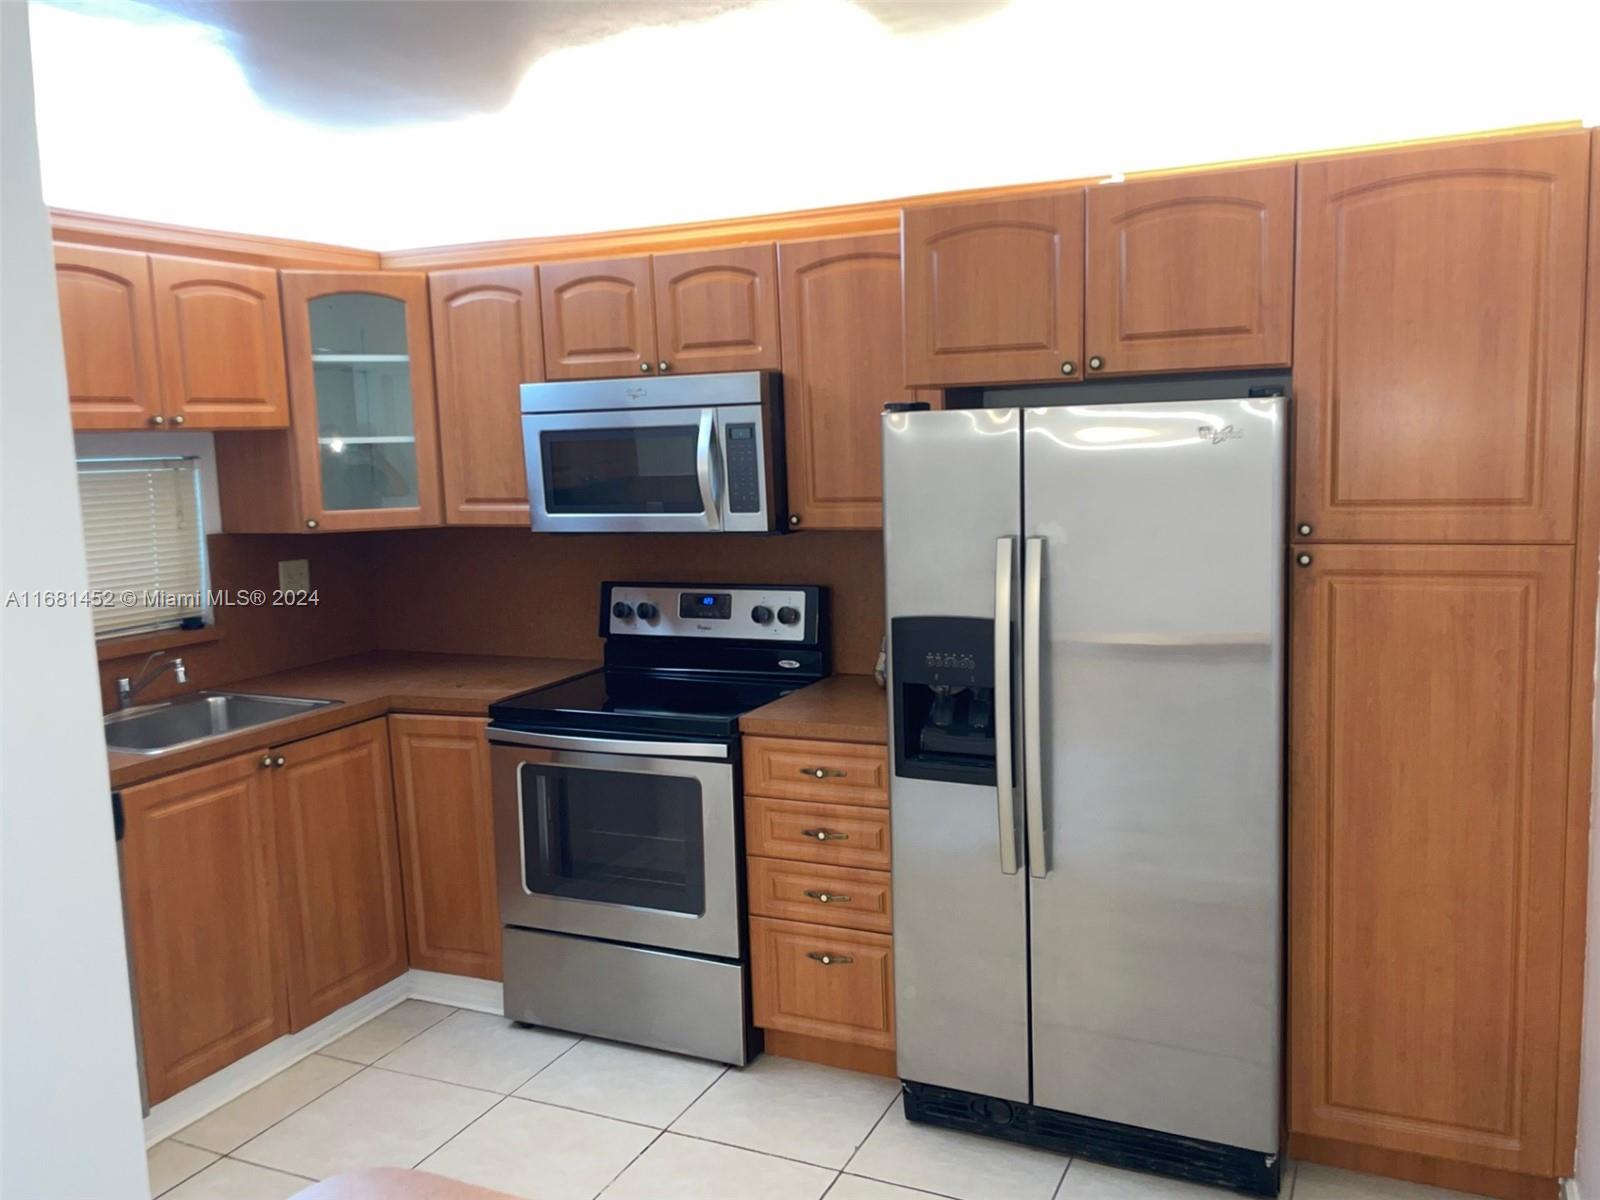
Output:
top-left (1084, 164), bottom-right (1294, 375)
top-left (151, 254), bottom-right (289, 429)
top-left (539, 255), bottom-right (657, 380)
top-left (1293, 132), bottom-right (1589, 542)
top-left (653, 243), bottom-right (780, 374)
top-left (902, 190), bottom-right (1084, 387)
top-left (430, 264), bottom-right (543, 525)
top-left (54, 243), bottom-right (163, 429)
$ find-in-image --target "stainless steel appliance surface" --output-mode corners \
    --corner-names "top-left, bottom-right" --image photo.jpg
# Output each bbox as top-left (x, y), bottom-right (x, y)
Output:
top-left (520, 371), bottom-right (785, 534)
top-left (882, 391), bottom-right (1286, 1195)
top-left (487, 581), bottom-right (828, 1065)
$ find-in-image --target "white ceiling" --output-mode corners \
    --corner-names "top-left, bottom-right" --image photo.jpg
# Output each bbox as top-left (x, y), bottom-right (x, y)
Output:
top-left (28, 0), bottom-right (1600, 250)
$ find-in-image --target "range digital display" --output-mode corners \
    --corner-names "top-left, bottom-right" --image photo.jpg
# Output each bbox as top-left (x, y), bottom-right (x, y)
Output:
top-left (678, 591), bottom-right (732, 620)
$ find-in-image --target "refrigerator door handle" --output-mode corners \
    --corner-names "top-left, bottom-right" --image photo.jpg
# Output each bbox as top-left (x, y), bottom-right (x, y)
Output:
top-left (994, 537), bottom-right (1020, 875)
top-left (1023, 536), bottom-right (1048, 878)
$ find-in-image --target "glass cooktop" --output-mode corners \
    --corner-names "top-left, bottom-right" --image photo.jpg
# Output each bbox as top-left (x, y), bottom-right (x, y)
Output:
top-left (488, 669), bottom-right (803, 742)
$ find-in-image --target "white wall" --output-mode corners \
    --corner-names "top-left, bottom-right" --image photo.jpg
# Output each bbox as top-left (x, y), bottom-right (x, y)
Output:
top-left (0, 4), bottom-right (152, 1197)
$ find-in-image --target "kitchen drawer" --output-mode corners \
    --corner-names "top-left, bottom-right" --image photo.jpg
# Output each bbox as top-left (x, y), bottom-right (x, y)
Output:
top-left (743, 736), bottom-right (888, 808)
top-left (745, 795), bottom-right (891, 870)
top-left (747, 857), bottom-right (892, 933)
top-left (750, 916), bottom-right (894, 1049)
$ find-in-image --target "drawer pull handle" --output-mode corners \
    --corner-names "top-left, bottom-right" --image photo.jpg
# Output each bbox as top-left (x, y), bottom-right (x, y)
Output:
top-left (804, 889), bottom-right (852, 904)
top-left (802, 766), bottom-right (847, 779)
top-left (801, 828), bottom-right (848, 841)
top-left (807, 951), bottom-right (854, 966)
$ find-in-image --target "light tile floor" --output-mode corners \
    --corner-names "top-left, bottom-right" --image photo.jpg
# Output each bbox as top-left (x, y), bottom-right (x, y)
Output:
top-left (148, 1000), bottom-right (1485, 1200)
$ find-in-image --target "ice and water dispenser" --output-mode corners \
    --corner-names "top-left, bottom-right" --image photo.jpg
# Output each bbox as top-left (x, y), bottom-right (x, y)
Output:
top-left (889, 616), bottom-right (999, 786)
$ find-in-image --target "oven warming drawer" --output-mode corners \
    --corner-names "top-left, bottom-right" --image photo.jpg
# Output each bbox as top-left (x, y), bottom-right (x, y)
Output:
top-left (503, 927), bottom-right (754, 1066)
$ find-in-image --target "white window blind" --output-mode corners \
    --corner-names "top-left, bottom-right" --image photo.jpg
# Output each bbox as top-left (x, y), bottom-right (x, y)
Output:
top-left (77, 457), bottom-right (209, 638)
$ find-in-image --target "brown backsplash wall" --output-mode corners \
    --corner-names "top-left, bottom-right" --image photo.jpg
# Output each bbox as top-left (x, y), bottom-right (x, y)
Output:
top-left (96, 533), bottom-right (379, 711)
top-left (363, 528), bottom-right (886, 675)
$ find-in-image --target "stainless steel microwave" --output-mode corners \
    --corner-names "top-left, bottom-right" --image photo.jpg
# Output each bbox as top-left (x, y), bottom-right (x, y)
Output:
top-left (520, 371), bottom-right (786, 534)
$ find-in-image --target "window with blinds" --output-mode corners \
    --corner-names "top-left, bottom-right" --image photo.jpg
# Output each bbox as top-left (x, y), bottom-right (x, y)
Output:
top-left (77, 457), bottom-right (209, 638)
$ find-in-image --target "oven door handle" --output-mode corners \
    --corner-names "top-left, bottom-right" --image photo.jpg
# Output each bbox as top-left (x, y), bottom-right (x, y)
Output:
top-left (487, 726), bottom-right (730, 760)
top-left (697, 408), bottom-right (722, 531)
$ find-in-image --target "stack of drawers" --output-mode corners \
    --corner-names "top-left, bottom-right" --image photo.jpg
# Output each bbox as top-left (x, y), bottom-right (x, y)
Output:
top-left (742, 734), bottom-right (895, 1069)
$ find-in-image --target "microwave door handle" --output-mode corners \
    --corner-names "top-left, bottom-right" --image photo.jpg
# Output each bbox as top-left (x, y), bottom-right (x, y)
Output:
top-left (1023, 536), bottom-right (1048, 878)
top-left (696, 409), bottom-right (721, 530)
top-left (994, 537), bottom-right (1020, 875)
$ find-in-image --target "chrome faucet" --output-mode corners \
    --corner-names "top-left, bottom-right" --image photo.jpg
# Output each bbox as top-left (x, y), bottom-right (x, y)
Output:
top-left (116, 652), bottom-right (188, 709)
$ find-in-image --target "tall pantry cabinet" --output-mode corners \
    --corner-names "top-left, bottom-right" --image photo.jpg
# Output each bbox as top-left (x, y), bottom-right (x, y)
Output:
top-left (1287, 130), bottom-right (1595, 1189)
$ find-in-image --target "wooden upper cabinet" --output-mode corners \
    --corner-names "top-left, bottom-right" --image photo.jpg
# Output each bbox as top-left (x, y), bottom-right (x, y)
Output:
top-left (778, 233), bottom-right (922, 529)
top-left (389, 715), bottom-right (501, 980)
top-left (54, 243), bottom-right (163, 429)
top-left (1084, 164), bottom-right (1293, 375)
top-left (1294, 132), bottom-right (1590, 542)
top-left (120, 752), bottom-right (288, 1103)
top-left (540, 255), bottom-right (658, 380)
top-left (652, 244), bottom-right (780, 374)
top-left (902, 190), bottom-right (1085, 387)
top-left (1289, 543), bottom-right (1574, 1173)
top-left (272, 718), bottom-right (407, 1029)
top-left (429, 264), bottom-right (542, 526)
top-left (149, 254), bottom-right (289, 429)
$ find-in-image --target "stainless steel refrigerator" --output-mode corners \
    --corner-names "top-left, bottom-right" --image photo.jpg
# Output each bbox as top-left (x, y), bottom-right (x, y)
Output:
top-left (882, 395), bottom-right (1286, 1196)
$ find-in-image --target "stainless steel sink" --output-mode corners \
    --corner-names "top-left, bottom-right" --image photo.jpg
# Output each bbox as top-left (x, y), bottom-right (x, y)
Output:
top-left (104, 691), bottom-right (338, 755)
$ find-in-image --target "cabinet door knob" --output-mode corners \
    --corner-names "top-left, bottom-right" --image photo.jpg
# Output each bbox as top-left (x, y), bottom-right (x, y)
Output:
top-left (274, 756), bottom-right (286, 767)
top-left (149, 415), bottom-right (166, 426)
top-left (801, 828), bottom-right (847, 841)
top-left (803, 890), bottom-right (852, 904)
top-left (1296, 523), bottom-right (1313, 537)
top-left (789, 514), bottom-right (801, 527)
top-left (1060, 361), bottom-right (1075, 376)
top-left (261, 755), bottom-right (274, 768)
top-left (658, 361), bottom-right (670, 372)
top-left (639, 361), bottom-right (652, 372)
top-left (170, 414), bottom-right (186, 426)
top-left (305, 519), bottom-right (319, 529)
top-left (806, 951), bottom-right (854, 965)
top-left (1088, 356), bottom-right (1105, 371)
top-left (1296, 553), bottom-right (1313, 568)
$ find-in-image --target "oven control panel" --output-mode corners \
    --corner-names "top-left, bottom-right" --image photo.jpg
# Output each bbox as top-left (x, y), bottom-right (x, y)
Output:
top-left (606, 584), bottom-right (813, 642)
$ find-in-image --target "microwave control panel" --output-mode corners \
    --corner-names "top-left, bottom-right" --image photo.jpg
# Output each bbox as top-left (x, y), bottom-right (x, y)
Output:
top-left (605, 584), bottom-right (811, 642)
top-left (725, 423), bottom-right (762, 514)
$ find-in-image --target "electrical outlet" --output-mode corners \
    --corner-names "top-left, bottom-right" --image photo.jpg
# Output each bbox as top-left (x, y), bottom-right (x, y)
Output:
top-left (278, 558), bottom-right (311, 593)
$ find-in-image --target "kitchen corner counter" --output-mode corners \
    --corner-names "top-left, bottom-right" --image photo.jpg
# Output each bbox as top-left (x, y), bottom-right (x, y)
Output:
top-left (106, 651), bottom-right (597, 789)
top-left (739, 674), bottom-right (887, 744)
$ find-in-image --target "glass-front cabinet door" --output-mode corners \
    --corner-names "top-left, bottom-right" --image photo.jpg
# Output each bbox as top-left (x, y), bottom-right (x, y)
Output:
top-left (280, 271), bottom-right (441, 530)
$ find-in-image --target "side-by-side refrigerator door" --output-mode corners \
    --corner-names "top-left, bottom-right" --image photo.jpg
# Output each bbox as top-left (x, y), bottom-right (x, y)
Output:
top-left (883, 407), bottom-right (1030, 1104)
top-left (1022, 398), bottom-right (1286, 1153)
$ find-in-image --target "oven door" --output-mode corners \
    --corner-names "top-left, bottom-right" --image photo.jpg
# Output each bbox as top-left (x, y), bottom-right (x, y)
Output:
top-left (489, 737), bottom-right (740, 959)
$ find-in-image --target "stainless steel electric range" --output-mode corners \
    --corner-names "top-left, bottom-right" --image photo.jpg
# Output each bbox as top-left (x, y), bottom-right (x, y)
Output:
top-left (487, 581), bottom-right (828, 1065)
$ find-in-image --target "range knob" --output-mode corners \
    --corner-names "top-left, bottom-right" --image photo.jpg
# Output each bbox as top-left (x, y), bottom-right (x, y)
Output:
top-left (636, 601), bottom-right (659, 621)
top-left (612, 601), bottom-right (634, 620)
top-left (777, 606), bottom-right (801, 626)
top-left (751, 605), bottom-right (774, 625)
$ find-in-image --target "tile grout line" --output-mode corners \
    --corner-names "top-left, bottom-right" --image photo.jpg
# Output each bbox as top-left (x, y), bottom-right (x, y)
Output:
top-left (411, 1092), bottom-right (513, 1172)
top-left (591, 1061), bottom-right (734, 1200)
top-left (316, 999), bottom-right (459, 1068)
top-left (166, 1056), bottom-right (371, 1157)
top-left (836, 1088), bottom-right (903, 1177)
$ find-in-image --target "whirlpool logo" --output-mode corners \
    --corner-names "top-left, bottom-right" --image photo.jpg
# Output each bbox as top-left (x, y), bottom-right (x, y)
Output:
top-left (1197, 423), bottom-right (1243, 445)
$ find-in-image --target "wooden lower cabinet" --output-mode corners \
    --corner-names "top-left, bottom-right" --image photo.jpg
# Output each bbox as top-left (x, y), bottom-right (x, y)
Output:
top-left (389, 715), bottom-right (501, 980)
top-left (750, 916), bottom-right (894, 1050)
top-left (274, 718), bottom-right (408, 1029)
top-left (120, 752), bottom-right (288, 1104)
top-left (745, 730), bottom-right (895, 1075)
top-left (1289, 543), bottom-right (1575, 1178)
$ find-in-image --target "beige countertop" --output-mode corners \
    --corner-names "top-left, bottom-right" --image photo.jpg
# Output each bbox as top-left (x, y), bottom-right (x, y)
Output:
top-left (107, 650), bottom-right (597, 789)
top-left (739, 674), bottom-right (887, 744)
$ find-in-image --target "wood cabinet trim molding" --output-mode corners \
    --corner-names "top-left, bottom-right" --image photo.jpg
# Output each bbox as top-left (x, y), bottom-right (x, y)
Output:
top-left (1553, 125), bottom-right (1600, 1172)
top-left (429, 263), bottom-right (542, 526)
top-left (51, 209), bottom-right (381, 270)
top-left (1288, 543), bottom-right (1575, 1172)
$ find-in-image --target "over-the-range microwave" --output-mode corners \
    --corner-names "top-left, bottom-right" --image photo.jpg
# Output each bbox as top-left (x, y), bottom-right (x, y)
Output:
top-left (520, 371), bottom-right (786, 534)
